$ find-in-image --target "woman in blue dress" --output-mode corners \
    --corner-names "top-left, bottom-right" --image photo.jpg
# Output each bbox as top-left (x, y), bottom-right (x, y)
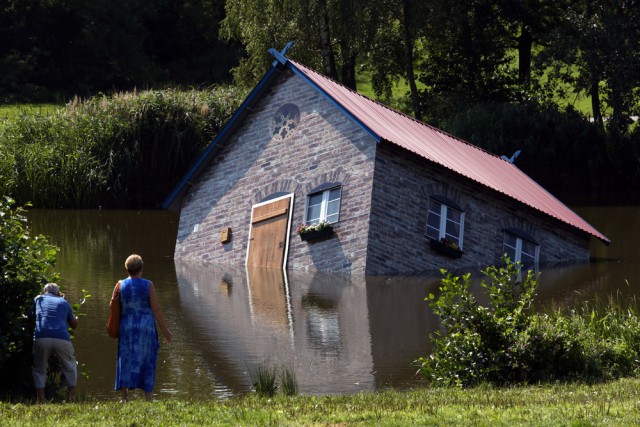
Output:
top-left (112, 254), bottom-right (172, 402)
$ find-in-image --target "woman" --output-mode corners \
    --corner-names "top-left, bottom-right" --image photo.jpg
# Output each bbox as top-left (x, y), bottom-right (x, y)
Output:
top-left (113, 254), bottom-right (172, 402)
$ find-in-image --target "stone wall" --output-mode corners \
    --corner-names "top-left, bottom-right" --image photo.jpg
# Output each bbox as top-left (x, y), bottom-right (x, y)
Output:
top-left (175, 69), bottom-right (377, 273)
top-left (175, 68), bottom-right (591, 275)
top-left (365, 141), bottom-right (590, 274)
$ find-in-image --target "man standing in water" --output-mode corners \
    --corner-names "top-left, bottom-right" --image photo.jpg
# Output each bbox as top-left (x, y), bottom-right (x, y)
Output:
top-left (31, 283), bottom-right (78, 402)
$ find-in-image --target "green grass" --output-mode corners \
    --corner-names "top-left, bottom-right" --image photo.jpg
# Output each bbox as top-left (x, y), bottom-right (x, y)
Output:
top-left (355, 58), bottom-right (595, 118)
top-left (3, 378), bottom-right (640, 426)
top-left (0, 103), bottom-right (63, 122)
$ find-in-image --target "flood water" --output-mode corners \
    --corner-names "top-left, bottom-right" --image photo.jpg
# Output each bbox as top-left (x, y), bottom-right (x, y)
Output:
top-left (25, 206), bottom-right (638, 401)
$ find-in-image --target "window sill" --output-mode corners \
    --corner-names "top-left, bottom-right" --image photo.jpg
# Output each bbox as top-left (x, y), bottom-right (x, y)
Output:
top-left (299, 227), bottom-right (334, 242)
top-left (429, 239), bottom-right (463, 259)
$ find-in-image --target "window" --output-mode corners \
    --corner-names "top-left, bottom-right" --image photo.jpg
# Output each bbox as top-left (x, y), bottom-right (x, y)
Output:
top-left (503, 229), bottom-right (539, 268)
top-left (306, 185), bottom-right (341, 225)
top-left (426, 197), bottom-right (465, 248)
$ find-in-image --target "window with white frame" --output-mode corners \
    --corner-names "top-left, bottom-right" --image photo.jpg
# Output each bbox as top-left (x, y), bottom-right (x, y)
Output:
top-left (503, 228), bottom-right (539, 268)
top-left (426, 196), bottom-right (465, 248)
top-left (306, 184), bottom-right (341, 225)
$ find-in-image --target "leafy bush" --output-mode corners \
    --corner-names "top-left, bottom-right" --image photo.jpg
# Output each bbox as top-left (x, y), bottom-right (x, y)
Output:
top-left (0, 197), bottom-right (59, 397)
top-left (416, 258), bottom-right (538, 387)
top-left (416, 259), bottom-right (640, 387)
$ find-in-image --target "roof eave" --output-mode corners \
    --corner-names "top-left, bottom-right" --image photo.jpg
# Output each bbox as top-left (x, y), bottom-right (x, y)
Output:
top-left (161, 64), bottom-right (283, 210)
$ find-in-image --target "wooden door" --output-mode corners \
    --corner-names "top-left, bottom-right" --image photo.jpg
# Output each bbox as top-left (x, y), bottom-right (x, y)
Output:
top-left (246, 196), bottom-right (292, 268)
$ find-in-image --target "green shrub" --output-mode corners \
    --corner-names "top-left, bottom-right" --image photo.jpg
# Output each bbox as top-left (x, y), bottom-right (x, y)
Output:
top-left (417, 259), bottom-right (640, 387)
top-left (416, 258), bottom-right (538, 387)
top-left (0, 197), bottom-right (60, 398)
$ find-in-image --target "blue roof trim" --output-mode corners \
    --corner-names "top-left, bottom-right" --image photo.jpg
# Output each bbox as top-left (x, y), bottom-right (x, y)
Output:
top-left (161, 65), bottom-right (280, 209)
top-left (268, 41), bottom-right (293, 67)
top-left (286, 62), bottom-right (381, 143)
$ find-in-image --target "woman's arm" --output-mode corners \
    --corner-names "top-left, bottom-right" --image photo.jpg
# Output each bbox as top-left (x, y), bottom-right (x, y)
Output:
top-left (149, 281), bottom-right (172, 343)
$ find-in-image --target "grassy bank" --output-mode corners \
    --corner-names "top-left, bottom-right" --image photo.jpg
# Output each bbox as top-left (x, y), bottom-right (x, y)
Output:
top-left (3, 378), bottom-right (640, 426)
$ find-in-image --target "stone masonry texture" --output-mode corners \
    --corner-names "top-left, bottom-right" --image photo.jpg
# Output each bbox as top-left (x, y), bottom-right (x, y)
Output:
top-left (174, 69), bottom-right (591, 275)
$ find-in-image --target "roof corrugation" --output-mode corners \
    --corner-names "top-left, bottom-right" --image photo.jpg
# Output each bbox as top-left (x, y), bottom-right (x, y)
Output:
top-left (289, 59), bottom-right (610, 245)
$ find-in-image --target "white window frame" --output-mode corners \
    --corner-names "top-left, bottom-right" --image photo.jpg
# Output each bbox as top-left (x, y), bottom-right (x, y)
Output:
top-left (305, 186), bottom-right (341, 225)
top-left (503, 231), bottom-right (540, 268)
top-left (426, 198), bottom-right (465, 249)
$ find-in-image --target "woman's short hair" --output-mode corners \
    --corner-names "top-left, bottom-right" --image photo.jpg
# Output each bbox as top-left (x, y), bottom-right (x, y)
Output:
top-left (125, 254), bottom-right (144, 274)
top-left (43, 283), bottom-right (59, 295)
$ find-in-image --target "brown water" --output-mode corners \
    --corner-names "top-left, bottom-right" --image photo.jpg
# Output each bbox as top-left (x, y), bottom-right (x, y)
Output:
top-left (25, 206), bottom-right (637, 400)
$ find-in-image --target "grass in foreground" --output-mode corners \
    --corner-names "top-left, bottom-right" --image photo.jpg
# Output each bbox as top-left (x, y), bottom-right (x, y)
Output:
top-left (3, 378), bottom-right (640, 426)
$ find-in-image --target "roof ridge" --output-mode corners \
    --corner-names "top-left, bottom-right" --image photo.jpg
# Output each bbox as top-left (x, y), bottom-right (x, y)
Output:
top-left (286, 58), bottom-right (506, 162)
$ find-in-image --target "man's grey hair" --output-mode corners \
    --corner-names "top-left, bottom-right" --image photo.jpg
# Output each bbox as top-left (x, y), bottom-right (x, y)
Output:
top-left (43, 283), bottom-right (60, 295)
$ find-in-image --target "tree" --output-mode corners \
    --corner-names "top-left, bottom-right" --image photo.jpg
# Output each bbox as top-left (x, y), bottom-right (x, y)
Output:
top-left (500, 0), bottom-right (567, 88)
top-left (364, 0), bottom-right (427, 118)
top-left (220, 0), bottom-right (321, 86)
top-left (221, 0), bottom-right (379, 91)
top-left (0, 0), bottom-right (237, 100)
top-left (542, 0), bottom-right (640, 134)
top-left (415, 0), bottom-right (516, 124)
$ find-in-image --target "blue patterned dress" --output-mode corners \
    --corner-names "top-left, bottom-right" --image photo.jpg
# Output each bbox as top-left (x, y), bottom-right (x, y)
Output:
top-left (114, 277), bottom-right (159, 392)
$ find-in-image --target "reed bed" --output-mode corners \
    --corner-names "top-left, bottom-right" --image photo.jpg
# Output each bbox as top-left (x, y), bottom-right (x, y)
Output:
top-left (0, 87), bottom-right (246, 208)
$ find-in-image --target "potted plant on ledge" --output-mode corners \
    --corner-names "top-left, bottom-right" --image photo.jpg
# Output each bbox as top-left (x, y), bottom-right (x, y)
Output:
top-left (429, 237), bottom-right (463, 258)
top-left (298, 221), bottom-right (334, 241)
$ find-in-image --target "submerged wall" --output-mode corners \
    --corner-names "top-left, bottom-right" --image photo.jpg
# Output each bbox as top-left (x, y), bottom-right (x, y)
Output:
top-left (365, 141), bottom-right (590, 274)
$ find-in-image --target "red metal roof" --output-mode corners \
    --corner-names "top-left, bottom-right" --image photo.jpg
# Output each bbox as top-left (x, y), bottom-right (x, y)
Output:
top-left (289, 59), bottom-right (610, 245)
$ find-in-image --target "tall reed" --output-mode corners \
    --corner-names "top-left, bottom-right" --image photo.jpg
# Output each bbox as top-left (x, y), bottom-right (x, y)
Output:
top-left (248, 362), bottom-right (278, 397)
top-left (0, 87), bottom-right (246, 208)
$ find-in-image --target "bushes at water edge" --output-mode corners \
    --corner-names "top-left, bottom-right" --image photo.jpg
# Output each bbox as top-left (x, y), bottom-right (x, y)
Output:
top-left (416, 258), bottom-right (640, 387)
top-left (0, 197), bottom-right (60, 398)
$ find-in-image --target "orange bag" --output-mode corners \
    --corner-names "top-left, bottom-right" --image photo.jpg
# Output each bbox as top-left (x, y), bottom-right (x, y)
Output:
top-left (106, 281), bottom-right (121, 338)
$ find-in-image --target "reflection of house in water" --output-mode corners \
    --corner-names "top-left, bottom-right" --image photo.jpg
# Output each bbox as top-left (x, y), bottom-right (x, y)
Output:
top-left (246, 268), bottom-right (291, 330)
top-left (535, 262), bottom-right (614, 306)
top-left (174, 260), bottom-right (437, 394)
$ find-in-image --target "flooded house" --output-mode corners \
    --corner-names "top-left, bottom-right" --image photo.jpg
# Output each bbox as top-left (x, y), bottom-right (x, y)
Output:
top-left (163, 45), bottom-right (610, 275)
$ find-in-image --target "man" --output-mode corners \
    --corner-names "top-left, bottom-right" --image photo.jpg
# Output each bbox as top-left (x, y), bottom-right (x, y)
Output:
top-left (31, 283), bottom-right (78, 402)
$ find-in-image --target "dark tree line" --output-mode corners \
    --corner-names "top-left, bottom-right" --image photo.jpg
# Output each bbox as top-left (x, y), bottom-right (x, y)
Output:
top-left (0, 0), bottom-right (241, 101)
top-left (221, 0), bottom-right (640, 202)
top-left (2, 0), bottom-right (639, 202)
top-left (222, 0), bottom-right (639, 132)
top-left (3, 0), bottom-right (638, 133)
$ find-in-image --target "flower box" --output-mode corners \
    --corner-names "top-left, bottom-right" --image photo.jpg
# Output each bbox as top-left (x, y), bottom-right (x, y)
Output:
top-left (430, 238), bottom-right (463, 258)
top-left (299, 227), bottom-right (334, 241)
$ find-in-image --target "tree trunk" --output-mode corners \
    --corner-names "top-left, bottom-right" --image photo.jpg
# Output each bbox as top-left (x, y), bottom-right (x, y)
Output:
top-left (402, 0), bottom-right (422, 120)
top-left (590, 79), bottom-right (603, 129)
top-left (340, 47), bottom-right (357, 90)
top-left (585, 1), bottom-right (604, 131)
top-left (317, 0), bottom-right (338, 79)
top-left (517, 26), bottom-right (533, 86)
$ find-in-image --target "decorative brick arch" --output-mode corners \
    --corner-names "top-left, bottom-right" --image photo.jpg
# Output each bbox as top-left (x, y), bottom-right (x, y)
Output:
top-left (252, 180), bottom-right (298, 204)
top-left (498, 218), bottom-right (540, 243)
top-left (300, 167), bottom-right (350, 195)
top-left (421, 182), bottom-right (469, 211)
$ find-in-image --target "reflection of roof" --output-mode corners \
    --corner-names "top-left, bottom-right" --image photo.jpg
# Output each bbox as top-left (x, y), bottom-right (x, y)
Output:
top-left (163, 52), bottom-right (610, 246)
